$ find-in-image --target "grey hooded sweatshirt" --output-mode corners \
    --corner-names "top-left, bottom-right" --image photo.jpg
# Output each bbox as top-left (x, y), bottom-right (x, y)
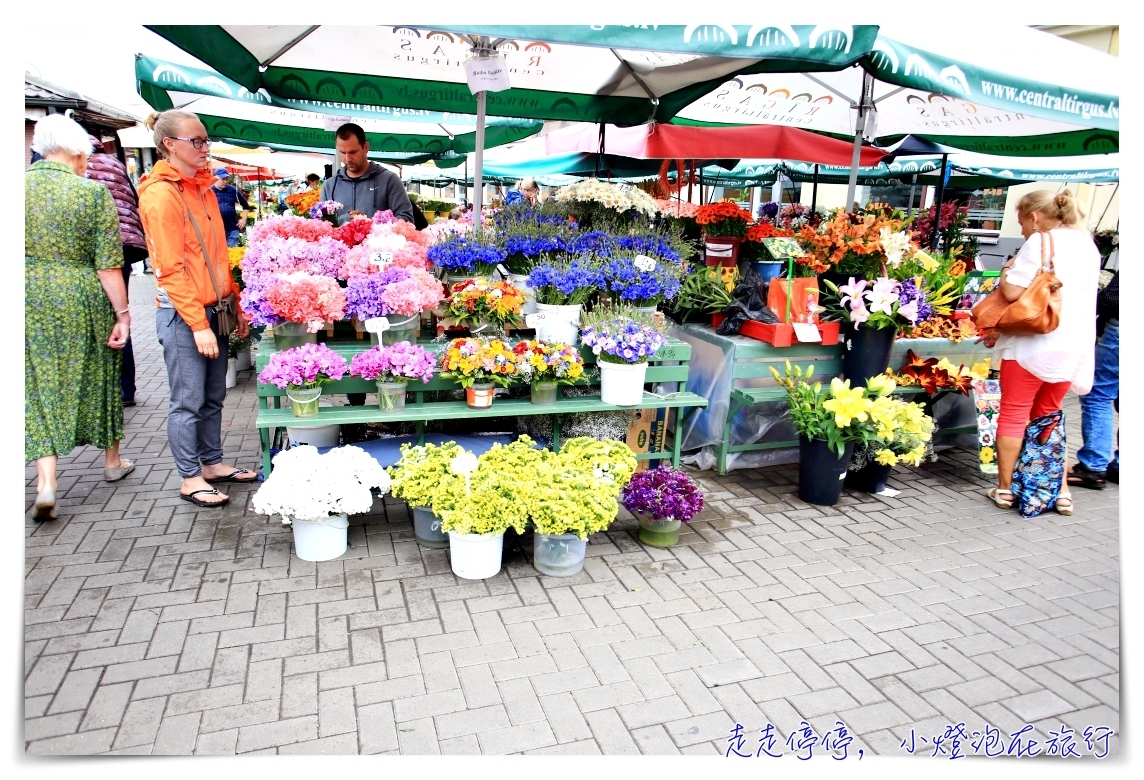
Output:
top-left (320, 162), bottom-right (415, 226)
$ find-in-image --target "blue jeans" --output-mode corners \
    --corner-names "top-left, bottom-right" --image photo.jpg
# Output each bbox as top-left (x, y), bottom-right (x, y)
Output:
top-left (227, 230), bottom-right (241, 247)
top-left (1078, 318), bottom-right (1119, 472)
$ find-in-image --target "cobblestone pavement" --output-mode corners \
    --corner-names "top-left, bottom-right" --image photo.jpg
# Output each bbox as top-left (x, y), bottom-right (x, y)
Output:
top-left (25, 275), bottom-right (1119, 756)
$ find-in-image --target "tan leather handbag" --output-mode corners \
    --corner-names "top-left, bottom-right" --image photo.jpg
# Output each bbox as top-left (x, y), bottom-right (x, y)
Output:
top-left (973, 231), bottom-right (1062, 335)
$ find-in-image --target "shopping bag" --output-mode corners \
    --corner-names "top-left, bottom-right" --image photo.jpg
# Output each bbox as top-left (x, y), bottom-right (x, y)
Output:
top-left (1010, 410), bottom-right (1066, 518)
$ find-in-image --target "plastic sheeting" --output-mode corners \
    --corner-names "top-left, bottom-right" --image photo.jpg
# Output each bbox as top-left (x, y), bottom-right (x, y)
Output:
top-left (672, 323), bottom-right (990, 472)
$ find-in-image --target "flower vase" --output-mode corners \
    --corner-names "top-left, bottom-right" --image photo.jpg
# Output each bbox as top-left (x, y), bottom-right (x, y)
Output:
top-left (531, 381), bottom-right (558, 406)
top-left (287, 513), bottom-right (349, 561)
top-left (841, 324), bottom-right (897, 388)
top-left (637, 515), bottom-right (682, 547)
top-left (532, 533), bottom-right (587, 577)
top-left (844, 461), bottom-right (893, 494)
top-left (534, 303), bottom-right (581, 344)
top-left (377, 381), bottom-right (407, 411)
top-left (273, 321), bottom-right (318, 351)
top-left (287, 386), bottom-right (323, 418)
top-left (704, 235), bottom-right (742, 268)
top-left (448, 529), bottom-right (505, 579)
top-left (598, 360), bottom-right (647, 406)
top-left (798, 437), bottom-right (855, 506)
top-left (411, 506), bottom-right (449, 548)
top-left (382, 313), bottom-right (420, 346)
top-left (466, 382), bottom-right (496, 409)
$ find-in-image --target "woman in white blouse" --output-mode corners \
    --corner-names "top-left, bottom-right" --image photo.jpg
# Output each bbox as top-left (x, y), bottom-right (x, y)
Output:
top-left (980, 189), bottom-right (1099, 515)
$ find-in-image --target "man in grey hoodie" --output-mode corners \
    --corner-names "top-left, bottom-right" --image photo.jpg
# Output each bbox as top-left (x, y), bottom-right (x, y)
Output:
top-left (321, 123), bottom-right (415, 226)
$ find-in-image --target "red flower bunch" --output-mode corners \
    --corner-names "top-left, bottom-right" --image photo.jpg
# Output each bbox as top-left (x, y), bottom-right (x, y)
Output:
top-left (264, 272), bottom-right (347, 331)
top-left (695, 201), bottom-right (752, 226)
top-left (746, 222), bottom-right (794, 243)
top-left (892, 350), bottom-right (972, 395)
top-left (334, 218), bottom-right (373, 248)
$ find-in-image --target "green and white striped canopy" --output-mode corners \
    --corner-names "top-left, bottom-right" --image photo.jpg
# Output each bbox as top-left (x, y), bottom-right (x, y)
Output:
top-left (144, 25), bottom-right (875, 126)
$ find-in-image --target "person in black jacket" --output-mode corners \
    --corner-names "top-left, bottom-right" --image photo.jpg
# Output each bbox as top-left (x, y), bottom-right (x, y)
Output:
top-left (1069, 270), bottom-right (1119, 488)
top-left (321, 124), bottom-right (415, 226)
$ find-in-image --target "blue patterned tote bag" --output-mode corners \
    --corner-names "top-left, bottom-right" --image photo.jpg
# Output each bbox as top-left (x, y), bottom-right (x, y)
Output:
top-left (1010, 411), bottom-right (1066, 518)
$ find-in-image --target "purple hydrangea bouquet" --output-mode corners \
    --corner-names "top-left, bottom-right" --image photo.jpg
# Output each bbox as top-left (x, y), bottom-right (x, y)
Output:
top-left (258, 343), bottom-right (348, 417)
top-left (349, 342), bottom-right (436, 409)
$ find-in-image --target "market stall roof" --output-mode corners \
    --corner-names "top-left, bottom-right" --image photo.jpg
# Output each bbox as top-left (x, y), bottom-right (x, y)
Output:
top-left (144, 25), bottom-right (877, 126)
top-left (136, 55), bottom-right (540, 160)
top-left (544, 122), bottom-right (887, 166)
top-left (672, 23), bottom-right (1119, 157)
top-left (26, 74), bottom-right (140, 132)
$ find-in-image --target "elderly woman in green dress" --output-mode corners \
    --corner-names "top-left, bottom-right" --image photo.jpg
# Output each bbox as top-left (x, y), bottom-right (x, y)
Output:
top-left (25, 114), bottom-right (134, 520)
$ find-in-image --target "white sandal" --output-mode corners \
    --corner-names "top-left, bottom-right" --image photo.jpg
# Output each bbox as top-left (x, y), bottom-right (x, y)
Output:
top-left (988, 487), bottom-right (1014, 509)
top-left (1055, 494), bottom-right (1074, 516)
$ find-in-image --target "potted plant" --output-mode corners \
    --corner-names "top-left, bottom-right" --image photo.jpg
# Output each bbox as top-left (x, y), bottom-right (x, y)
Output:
top-left (253, 444), bottom-right (390, 561)
top-left (511, 340), bottom-right (586, 405)
top-left (846, 390), bottom-right (936, 494)
top-left (443, 278), bottom-right (525, 335)
top-left (600, 253), bottom-right (684, 312)
top-left (528, 437), bottom-right (638, 576)
top-left (430, 442), bottom-right (533, 580)
top-left (345, 267), bottom-right (443, 345)
top-left (388, 441), bottom-right (466, 548)
top-left (667, 265), bottom-right (735, 324)
top-left (695, 201), bottom-right (752, 267)
top-left (439, 337), bottom-right (519, 408)
top-left (427, 232), bottom-right (507, 284)
top-left (769, 361), bottom-right (888, 506)
top-left (349, 342), bottom-right (435, 411)
top-left (580, 307), bottom-right (670, 406)
top-left (258, 342), bottom-right (348, 418)
top-left (526, 257), bottom-right (603, 344)
top-left (621, 465), bottom-right (705, 548)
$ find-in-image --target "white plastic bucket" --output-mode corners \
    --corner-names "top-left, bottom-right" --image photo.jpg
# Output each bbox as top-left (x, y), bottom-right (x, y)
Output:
top-left (289, 513), bottom-right (349, 561)
top-left (286, 424), bottom-right (341, 448)
top-left (509, 274), bottom-right (538, 315)
top-left (598, 360), bottom-right (648, 406)
top-left (534, 303), bottom-right (581, 345)
top-left (448, 530), bottom-right (505, 580)
top-left (225, 358), bottom-right (238, 389)
top-left (235, 348), bottom-right (252, 371)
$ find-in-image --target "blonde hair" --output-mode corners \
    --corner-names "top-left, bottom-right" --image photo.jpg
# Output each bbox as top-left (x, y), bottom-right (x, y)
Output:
top-left (143, 109), bottom-right (200, 160)
top-left (1017, 188), bottom-right (1087, 228)
top-left (32, 114), bottom-right (93, 157)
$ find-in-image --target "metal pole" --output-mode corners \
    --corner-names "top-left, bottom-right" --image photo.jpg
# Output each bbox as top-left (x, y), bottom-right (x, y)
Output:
top-left (845, 71), bottom-right (874, 209)
top-left (473, 89), bottom-right (486, 222)
top-left (687, 161), bottom-right (694, 204)
top-left (929, 153), bottom-right (949, 250)
top-left (811, 164), bottom-right (819, 215)
top-left (908, 174), bottom-right (918, 218)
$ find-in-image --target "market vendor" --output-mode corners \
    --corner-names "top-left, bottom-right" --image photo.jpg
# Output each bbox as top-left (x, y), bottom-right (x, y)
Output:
top-left (322, 123), bottom-right (415, 226)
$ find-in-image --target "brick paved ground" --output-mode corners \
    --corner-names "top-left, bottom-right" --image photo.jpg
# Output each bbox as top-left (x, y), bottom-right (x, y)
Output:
top-left (24, 275), bottom-right (1119, 756)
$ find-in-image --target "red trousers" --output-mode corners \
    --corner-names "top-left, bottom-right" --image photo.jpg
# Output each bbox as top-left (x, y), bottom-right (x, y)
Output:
top-left (997, 359), bottom-right (1071, 438)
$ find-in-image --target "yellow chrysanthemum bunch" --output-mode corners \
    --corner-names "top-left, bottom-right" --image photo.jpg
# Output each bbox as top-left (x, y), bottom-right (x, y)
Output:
top-left (387, 441), bottom-right (466, 508)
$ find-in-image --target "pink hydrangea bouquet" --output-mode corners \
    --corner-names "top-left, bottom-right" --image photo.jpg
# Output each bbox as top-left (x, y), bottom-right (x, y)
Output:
top-left (345, 267), bottom-right (443, 321)
top-left (264, 272), bottom-right (347, 332)
top-left (258, 342), bottom-right (348, 390)
top-left (249, 214), bottom-right (335, 243)
top-left (350, 342), bottom-right (436, 384)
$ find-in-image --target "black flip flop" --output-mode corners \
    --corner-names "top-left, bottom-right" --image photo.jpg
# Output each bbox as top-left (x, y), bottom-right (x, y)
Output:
top-left (1066, 463), bottom-right (1106, 490)
top-left (205, 469), bottom-right (258, 484)
top-left (180, 488), bottom-right (230, 508)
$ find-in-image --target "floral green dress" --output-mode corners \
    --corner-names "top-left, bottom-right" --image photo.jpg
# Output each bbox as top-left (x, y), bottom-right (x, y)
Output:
top-left (25, 160), bottom-right (124, 462)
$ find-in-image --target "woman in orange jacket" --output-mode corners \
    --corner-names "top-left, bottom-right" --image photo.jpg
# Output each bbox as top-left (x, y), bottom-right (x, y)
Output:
top-left (138, 109), bottom-right (254, 508)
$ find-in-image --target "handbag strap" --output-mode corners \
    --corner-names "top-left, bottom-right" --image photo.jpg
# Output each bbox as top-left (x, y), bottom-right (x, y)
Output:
top-left (1039, 230), bottom-right (1056, 274)
top-left (166, 182), bottom-right (227, 307)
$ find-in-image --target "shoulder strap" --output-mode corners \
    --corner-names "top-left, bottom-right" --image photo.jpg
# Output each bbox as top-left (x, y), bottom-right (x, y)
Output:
top-left (1040, 230), bottom-right (1056, 273)
top-left (166, 182), bottom-right (226, 306)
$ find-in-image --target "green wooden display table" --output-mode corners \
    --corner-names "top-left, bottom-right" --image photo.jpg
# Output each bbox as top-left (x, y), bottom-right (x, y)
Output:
top-left (254, 332), bottom-right (707, 476)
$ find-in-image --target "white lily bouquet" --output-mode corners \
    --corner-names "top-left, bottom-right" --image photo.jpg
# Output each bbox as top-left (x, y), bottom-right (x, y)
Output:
top-left (253, 445), bottom-right (391, 523)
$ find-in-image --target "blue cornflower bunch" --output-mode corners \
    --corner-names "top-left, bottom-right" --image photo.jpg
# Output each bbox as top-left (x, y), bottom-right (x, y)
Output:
top-left (527, 257), bottom-right (604, 306)
top-left (427, 235), bottom-right (507, 274)
top-left (614, 234), bottom-right (682, 263)
top-left (566, 231), bottom-right (615, 256)
top-left (601, 254), bottom-right (683, 306)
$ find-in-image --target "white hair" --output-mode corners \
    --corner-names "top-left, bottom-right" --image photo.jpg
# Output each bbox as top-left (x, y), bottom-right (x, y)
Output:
top-left (517, 177), bottom-right (539, 192)
top-left (32, 114), bottom-right (94, 157)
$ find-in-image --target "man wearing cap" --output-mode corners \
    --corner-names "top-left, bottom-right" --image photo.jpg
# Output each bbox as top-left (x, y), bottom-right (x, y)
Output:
top-left (212, 168), bottom-right (250, 247)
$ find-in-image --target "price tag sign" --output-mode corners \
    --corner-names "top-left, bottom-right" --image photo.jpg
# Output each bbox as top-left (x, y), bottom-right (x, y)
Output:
top-left (364, 317), bottom-right (390, 333)
top-left (525, 313), bottom-right (547, 329)
top-left (792, 323), bottom-right (822, 343)
top-left (370, 252), bottom-right (393, 268)
top-left (464, 56), bottom-right (511, 93)
top-left (322, 114), bottom-right (354, 131)
top-left (496, 263), bottom-right (512, 279)
top-left (762, 237), bottom-right (807, 260)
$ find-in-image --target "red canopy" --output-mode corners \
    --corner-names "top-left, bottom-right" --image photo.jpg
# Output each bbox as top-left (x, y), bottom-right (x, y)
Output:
top-left (545, 123), bottom-right (886, 167)
top-left (211, 156), bottom-right (285, 182)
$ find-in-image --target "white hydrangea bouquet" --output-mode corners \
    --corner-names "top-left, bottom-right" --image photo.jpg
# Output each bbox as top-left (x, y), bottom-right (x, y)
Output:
top-left (253, 445), bottom-right (391, 524)
top-left (555, 179), bottom-right (657, 223)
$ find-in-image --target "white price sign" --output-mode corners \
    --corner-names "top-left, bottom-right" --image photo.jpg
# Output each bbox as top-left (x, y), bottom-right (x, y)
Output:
top-left (464, 56), bottom-right (511, 93)
top-left (322, 114), bottom-right (354, 131)
top-left (370, 252), bottom-right (393, 268)
top-left (364, 317), bottom-right (390, 333)
top-left (524, 313), bottom-right (547, 329)
top-left (792, 323), bottom-right (822, 343)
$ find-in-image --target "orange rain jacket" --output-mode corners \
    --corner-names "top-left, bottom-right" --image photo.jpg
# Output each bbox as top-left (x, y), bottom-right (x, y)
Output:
top-left (138, 160), bottom-right (237, 333)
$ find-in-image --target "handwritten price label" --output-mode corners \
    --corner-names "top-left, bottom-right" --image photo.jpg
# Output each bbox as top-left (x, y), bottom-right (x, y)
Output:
top-left (657, 347), bottom-right (678, 360)
top-left (525, 313), bottom-right (547, 328)
top-left (370, 252), bottom-right (393, 268)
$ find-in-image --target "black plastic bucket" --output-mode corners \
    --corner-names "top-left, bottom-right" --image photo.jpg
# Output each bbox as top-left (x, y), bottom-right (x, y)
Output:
top-left (798, 437), bottom-right (855, 506)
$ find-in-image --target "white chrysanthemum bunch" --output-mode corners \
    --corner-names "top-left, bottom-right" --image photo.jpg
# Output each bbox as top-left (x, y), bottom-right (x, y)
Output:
top-left (253, 445), bottom-right (391, 523)
top-left (555, 179), bottom-right (657, 217)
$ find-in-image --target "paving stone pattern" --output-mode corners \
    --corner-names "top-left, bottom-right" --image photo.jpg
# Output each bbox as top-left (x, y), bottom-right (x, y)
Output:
top-left (25, 276), bottom-right (1120, 756)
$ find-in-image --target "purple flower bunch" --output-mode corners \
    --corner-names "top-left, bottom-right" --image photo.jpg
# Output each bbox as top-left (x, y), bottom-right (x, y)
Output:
top-left (621, 466), bottom-right (705, 522)
top-left (258, 343), bottom-right (348, 390)
top-left (239, 236), bottom-right (348, 326)
top-left (580, 314), bottom-right (668, 364)
top-left (758, 201), bottom-right (780, 221)
top-left (345, 267), bottom-right (410, 320)
top-left (897, 277), bottom-right (932, 322)
top-left (349, 342), bottom-right (436, 384)
top-left (308, 200), bottom-right (342, 220)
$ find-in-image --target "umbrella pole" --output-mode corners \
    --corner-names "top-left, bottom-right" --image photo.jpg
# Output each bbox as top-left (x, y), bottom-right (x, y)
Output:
top-left (811, 164), bottom-right (819, 215)
top-left (929, 153), bottom-right (949, 250)
top-left (845, 71), bottom-right (874, 210)
top-left (473, 90), bottom-right (487, 222)
top-left (687, 161), bottom-right (694, 205)
top-left (699, 169), bottom-right (704, 205)
top-left (908, 174), bottom-right (917, 218)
